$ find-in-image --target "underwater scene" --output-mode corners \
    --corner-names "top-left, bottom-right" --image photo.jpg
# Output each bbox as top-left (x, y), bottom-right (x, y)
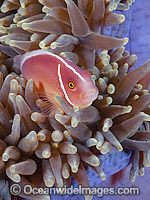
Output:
top-left (0, 0), bottom-right (150, 200)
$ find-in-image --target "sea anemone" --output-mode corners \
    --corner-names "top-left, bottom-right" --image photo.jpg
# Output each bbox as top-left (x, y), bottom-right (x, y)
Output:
top-left (105, 0), bottom-right (135, 11)
top-left (0, 0), bottom-right (128, 70)
top-left (0, 45), bottom-right (150, 199)
top-left (94, 48), bottom-right (150, 182)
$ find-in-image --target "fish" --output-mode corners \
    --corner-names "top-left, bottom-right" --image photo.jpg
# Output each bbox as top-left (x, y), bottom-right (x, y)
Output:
top-left (14, 49), bottom-right (98, 116)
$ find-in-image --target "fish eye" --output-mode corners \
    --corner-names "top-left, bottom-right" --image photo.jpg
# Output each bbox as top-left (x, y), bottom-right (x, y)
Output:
top-left (68, 81), bottom-right (75, 89)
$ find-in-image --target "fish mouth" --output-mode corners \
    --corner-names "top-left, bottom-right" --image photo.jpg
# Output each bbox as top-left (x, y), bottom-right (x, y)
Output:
top-left (85, 88), bottom-right (99, 101)
top-left (78, 88), bottom-right (98, 108)
top-left (85, 89), bottom-right (96, 97)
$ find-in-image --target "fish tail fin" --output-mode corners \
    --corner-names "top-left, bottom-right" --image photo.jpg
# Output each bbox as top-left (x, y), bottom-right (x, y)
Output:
top-left (13, 55), bottom-right (24, 71)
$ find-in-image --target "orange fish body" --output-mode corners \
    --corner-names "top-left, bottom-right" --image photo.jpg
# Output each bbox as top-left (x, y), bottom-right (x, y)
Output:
top-left (14, 50), bottom-right (98, 114)
top-left (20, 53), bottom-right (65, 98)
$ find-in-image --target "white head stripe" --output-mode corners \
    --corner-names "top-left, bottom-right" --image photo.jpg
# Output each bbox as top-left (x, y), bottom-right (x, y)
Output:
top-left (21, 50), bottom-right (85, 81)
top-left (57, 64), bottom-right (75, 106)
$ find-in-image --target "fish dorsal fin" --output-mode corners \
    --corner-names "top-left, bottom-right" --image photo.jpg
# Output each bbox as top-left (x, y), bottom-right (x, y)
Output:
top-left (85, 69), bottom-right (91, 76)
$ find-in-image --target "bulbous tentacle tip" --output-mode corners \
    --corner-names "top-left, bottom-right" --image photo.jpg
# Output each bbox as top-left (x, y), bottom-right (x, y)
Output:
top-left (8, 40), bottom-right (14, 46)
top-left (22, 23), bottom-right (29, 30)
top-left (64, 0), bottom-right (70, 4)
top-left (125, 105), bottom-right (132, 113)
top-left (100, 172), bottom-right (106, 181)
top-left (123, 37), bottom-right (129, 45)
top-left (1, 5), bottom-right (7, 13)
top-left (120, 14), bottom-right (126, 22)
top-left (130, 54), bottom-right (137, 60)
top-left (84, 194), bottom-right (93, 200)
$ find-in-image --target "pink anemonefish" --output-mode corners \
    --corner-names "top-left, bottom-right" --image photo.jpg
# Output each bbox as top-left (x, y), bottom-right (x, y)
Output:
top-left (14, 50), bottom-right (98, 115)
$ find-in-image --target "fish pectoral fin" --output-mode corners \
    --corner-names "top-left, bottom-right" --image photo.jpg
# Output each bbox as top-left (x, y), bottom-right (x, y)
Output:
top-left (37, 92), bottom-right (60, 117)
